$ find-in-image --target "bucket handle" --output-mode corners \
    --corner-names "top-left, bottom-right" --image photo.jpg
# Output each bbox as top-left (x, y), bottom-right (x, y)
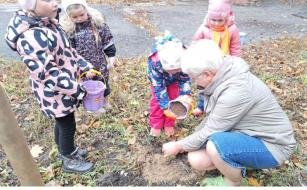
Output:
top-left (78, 70), bottom-right (106, 86)
top-left (176, 99), bottom-right (194, 116)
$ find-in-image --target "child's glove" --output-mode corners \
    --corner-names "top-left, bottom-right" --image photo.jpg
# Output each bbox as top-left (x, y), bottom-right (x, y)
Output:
top-left (85, 69), bottom-right (97, 78)
top-left (107, 57), bottom-right (116, 70)
top-left (163, 109), bottom-right (178, 120)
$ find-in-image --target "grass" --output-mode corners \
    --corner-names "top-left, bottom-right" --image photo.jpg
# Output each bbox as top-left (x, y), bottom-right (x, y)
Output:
top-left (0, 35), bottom-right (307, 187)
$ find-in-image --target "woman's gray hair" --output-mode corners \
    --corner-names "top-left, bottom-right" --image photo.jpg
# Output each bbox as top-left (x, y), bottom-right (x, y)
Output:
top-left (181, 39), bottom-right (223, 76)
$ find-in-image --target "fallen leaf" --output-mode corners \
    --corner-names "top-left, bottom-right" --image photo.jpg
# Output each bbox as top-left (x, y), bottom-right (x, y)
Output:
top-left (76, 124), bottom-right (88, 133)
top-left (87, 147), bottom-right (92, 152)
top-left (41, 165), bottom-right (55, 179)
top-left (128, 136), bottom-right (137, 145)
top-left (121, 119), bottom-right (130, 126)
top-left (143, 111), bottom-right (149, 116)
top-left (48, 149), bottom-right (58, 160)
top-left (1, 169), bottom-right (7, 175)
top-left (92, 122), bottom-right (102, 128)
top-left (248, 177), bottom-right (261, 186)
top-left (30, 145), bottom-right (43, 158)
top-left (295, 163), bottom-right (304, 169)
top-left (125, 126), bottom-right (134, 134)
top-left (291, 155), bottom-right (300, 163)
top-left (74, 184), bottom-right (85, 187)
top-left (258, 60), bottom-right (264, 64)
top-left (127, 146), bottom-right (137, 150)
top-left (46, 181), bottom-right (61, 187)
top-left (24, 113), bottom-right (35, 121)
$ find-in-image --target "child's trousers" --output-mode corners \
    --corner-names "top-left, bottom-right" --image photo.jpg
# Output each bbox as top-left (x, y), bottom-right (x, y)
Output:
top-left (197, 90), bottom-right (205, 111)
top-left (54, 112), bottom-right (76, 155)
top-left (149, 82), bottom-right (179, 130)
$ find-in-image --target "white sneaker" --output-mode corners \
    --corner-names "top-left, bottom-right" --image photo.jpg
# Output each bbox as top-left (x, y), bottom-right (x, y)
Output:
top-left (103, 102), bottom-right (112, 110)
top-left (91, 107), bottom-right (106, 115)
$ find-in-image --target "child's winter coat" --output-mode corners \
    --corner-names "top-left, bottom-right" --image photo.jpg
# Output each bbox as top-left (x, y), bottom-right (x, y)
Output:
top-left (60, 7), bottom-right (116, 83)
top-left (5, 11), bottom-right (92, 118)
top-left (192, 14), bottom-right (242, 57)
top-left (147, 40), bottom-right (191, 110)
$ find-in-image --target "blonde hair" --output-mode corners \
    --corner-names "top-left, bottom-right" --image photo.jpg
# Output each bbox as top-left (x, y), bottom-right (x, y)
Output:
top-left (66, 4), bottom-right (100, 46)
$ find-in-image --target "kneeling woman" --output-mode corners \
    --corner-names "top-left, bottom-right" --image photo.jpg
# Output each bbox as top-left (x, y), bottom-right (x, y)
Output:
top-left (162, 39), bottom-right (296, 186)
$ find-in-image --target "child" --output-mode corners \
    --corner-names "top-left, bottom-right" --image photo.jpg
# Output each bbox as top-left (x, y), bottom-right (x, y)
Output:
top-left (6, 0), bottom-right (96, 174)
top-left (60, 0), bottom-right (116, 114)
top-left (148, 31), bottom-right (193, 136)
top-left (192, 0), bottom-right (242, 116)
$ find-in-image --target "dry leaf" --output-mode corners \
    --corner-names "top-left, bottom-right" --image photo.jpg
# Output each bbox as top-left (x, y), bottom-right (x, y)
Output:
top-left (46, 181), bottom-right (61, 187)
top-left (41, 165), bottom-right (55, 179)
top-left (295, 163), bottom-right (304, 169)
top-left (121, 119), bottom-right (130, 126)
top-left (258, 60), bottom-right (264, 64)
top-left (125, 126), bottom-right (134, 134)
top-left (24, 113), bottom-right (35, 121)
top-left (76, 124), bottom-right (88, 133)
top-left (291, 155), bottom-right (300, 163)
top-left (74, 184), bottom-right (85, 187)
top-left (92, 121), bottom-right (102, 128)
top-left (128, 136), bottom-right (137, 145)
top-left (143, 111), bottom-right (149, 116)
top-left (248, 177), bottom-right (261, 186)
top-left (48, 149), bottom-right (57, 160)
top-left (30, 145), bottom-right (43, 158)
top-left (127, 146), bottom-right (137, 150)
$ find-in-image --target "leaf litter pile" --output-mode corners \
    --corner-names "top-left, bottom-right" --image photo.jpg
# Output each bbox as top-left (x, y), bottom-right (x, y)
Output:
top-left (0, 35), bottom-right (306, 187)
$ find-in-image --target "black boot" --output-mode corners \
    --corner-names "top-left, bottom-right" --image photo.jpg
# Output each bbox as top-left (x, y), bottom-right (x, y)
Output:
top-left (62, 148), bottom-right (93, 174)
top-left (57, 143), bottom-right (88, 160)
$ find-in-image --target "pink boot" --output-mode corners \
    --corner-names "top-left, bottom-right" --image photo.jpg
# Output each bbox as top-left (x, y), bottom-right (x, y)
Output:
top-left (164, 127), bottom-right (174, 135)
top-left (150, 128), bottom-right (161, 136)
top-left (193, 108), bottom-right (203, 116)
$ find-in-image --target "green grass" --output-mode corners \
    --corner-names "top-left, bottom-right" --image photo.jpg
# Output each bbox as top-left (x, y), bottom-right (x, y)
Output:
top-left (0, 35), bottom-right (306, 186)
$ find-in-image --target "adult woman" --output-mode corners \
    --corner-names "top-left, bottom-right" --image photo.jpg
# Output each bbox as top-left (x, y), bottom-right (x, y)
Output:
top-left (162, 39), bottom-right (296, 186)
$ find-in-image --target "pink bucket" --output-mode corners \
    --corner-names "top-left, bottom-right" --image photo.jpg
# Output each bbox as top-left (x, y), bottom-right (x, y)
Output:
top-left (82, 80), bottom-right (105, 111)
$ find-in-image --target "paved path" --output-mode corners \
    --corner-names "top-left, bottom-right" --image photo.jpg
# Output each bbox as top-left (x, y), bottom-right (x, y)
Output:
top-left (0, 4), bottom-right (155, 60)
top-left (1, 0), bottom-right (307, 61)
top-left (126, 0), bottom-right (307, 46)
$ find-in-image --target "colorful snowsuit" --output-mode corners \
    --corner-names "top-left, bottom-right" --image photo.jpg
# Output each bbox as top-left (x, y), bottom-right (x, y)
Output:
top-left (147, 40), bottom-right (191, 129)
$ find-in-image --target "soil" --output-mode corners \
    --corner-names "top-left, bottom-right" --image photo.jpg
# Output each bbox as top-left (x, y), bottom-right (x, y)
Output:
top-left (129, 144), bottom-right (197, 184)
top-left (170, 102), bottom-right (187, 117)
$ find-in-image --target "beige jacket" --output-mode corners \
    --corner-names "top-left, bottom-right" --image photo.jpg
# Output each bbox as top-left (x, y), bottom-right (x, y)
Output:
top-left (182, 56), bottom-right (296, 165)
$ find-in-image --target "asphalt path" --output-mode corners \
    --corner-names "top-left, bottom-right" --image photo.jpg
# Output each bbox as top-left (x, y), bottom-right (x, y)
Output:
top-left (1, 0), bottom-right (307, 61)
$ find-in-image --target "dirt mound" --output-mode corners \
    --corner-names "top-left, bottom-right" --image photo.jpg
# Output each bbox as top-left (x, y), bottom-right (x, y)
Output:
top-left (130, 145), bottom-right (197, 183)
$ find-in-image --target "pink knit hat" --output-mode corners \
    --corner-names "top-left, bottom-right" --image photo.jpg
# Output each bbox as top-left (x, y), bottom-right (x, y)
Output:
top-left (208, 0), bottom-right (231, 20)
top-left (18, 0), bottom-right (37, 11)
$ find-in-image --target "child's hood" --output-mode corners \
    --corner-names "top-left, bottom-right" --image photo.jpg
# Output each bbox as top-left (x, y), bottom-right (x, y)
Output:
top-left (203, 13), bottom-right (235, 28)
top-left (5, 10), bottom-right (59, 51)
top-left (60, 7), bottom-right (105, 36)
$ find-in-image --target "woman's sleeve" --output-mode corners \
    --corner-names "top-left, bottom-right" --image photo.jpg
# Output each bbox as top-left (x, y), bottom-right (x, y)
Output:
top-left (181, 83), bottom-right (253, 151)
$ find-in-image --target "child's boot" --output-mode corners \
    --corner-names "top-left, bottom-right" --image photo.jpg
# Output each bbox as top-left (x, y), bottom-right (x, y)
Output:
top-left (164, 127), bottom-right (174, 135)
top-left (89, 107), bottom-right (106, 115)
top-left (193, 108), bottom-right (204, 116)
top-left (57, 143), bottom-right (88, 160)
top-left (103, 97), bottom-right (112, 110)
top-left (62, 149), bottom-right (93, 174)
top-left (150, 128), bottom-right (161, 136)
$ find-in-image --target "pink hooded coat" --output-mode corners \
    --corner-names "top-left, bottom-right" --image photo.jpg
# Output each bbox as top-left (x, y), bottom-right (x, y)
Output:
top-left (192, 14), bottom-right (242, 58)
top-left (5, 11), bottom-right (93, 118)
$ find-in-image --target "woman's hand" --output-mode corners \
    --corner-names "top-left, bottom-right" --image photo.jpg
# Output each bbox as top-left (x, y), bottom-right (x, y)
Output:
top-left (86, 69), bottom-right (97, 78)
top-left (162, 141), bottom-right (184, 158)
